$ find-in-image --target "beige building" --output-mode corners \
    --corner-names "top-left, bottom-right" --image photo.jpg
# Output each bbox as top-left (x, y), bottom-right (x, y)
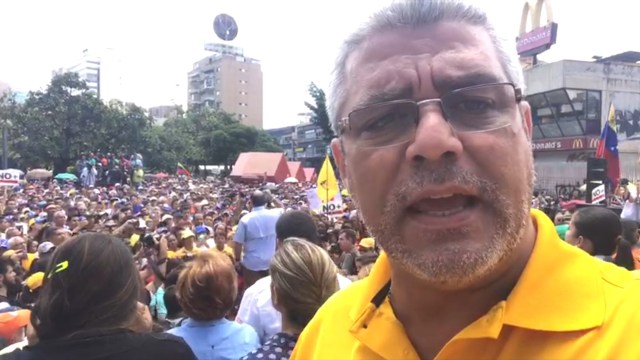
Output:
top-left (187, 44), bottom-right (263, 129)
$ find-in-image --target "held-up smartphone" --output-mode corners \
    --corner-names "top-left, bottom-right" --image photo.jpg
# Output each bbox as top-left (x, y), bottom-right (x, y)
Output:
top-left (15, 223), bottom-right (27, 235)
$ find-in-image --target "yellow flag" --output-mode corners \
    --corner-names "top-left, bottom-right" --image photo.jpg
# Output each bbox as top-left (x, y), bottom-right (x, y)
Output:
top-left (608, 102), bottom-right (616, 131)
top-left (317, 155), bottom-right (339, 203)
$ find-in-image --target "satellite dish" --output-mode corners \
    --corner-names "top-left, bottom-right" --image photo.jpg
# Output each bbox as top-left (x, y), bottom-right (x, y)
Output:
top-left (213, 14), bottom-right (238, 42)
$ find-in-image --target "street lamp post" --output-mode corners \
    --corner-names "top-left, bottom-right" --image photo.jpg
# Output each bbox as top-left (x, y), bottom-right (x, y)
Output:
top-left (2, 125), bottom-right (7, 169)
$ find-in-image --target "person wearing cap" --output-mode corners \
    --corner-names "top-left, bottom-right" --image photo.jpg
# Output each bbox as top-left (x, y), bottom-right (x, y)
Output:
top-left (16, 272), bottom-right (45, 309)
top-left (7, 237), bottom-right (34, 273)
top-left (357, 237), bottom-right (377, 255)
top-left (175, 229), bottom-right (200, 260)
top-left (28, 242), bottom-right (56, 276)
top-left (194, 225), bottom-right (212, 250)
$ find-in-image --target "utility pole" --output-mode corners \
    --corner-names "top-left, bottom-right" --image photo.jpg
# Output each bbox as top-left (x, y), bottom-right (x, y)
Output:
top-left (1, 125), bottom-right (6, 169)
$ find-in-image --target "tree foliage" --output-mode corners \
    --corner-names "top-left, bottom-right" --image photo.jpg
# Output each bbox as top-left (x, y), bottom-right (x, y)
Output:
top-left (304, 82), bottom-right (334, 143)
top-left (0, 72), bottom-right (282, 174)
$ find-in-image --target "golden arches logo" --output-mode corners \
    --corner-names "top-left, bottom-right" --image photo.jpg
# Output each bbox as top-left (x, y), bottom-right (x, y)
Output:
top-left (519, 0), bottom-right (555, 36)
top-left (589, 138), bottom-right (600, 149)
top-left (572, 138), bottom-right (584, 149)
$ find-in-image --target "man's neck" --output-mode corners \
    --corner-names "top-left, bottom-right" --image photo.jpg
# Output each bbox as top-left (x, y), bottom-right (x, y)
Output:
top-left (389, 220), bottom-right (536, 360)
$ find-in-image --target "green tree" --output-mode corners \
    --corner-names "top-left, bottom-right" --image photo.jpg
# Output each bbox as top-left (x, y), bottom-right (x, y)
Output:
top-left (10, 73), bottom-right (107, 173)
top-left (9, 72), bottom-right (153, 173)
top-left (103, 100), bottom-right (154, 154)
top-left (304, 82), bottom-right (334, 143)
top-left (0, 91), bottom-right (19, 168)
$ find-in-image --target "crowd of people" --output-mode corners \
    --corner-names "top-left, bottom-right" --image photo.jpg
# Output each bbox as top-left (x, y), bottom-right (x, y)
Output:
top-left (0, 175), bottom-right (378, 359)
top-left (70, 152), bottom-right (145, 188)
top-left (1, 0), bottom-right (640, 358)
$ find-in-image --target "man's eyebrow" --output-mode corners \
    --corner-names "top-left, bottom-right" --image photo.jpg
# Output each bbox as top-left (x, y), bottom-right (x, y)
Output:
top-left (434, 72), bottom-right (505, 92)
top-left (352, 86), bottom-right (414, 111)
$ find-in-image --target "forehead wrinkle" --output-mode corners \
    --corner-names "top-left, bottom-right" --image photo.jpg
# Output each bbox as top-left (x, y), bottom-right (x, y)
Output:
top-left (348, 54), bottom-right (432, 109)
top-left (430, 48), bottom-right (507, 90)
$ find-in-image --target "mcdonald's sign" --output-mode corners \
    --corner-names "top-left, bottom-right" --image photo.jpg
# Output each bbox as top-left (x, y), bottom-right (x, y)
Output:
top-left (532, 136), bottom-right (600, 152)
top-left (516, 0), bottom-right (559, 57)
top-left (571, 138), bottom-right (584, 149)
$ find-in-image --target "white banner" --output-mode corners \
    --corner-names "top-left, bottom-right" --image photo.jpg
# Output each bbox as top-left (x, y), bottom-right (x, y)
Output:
top-left (591, 184), bottom-right (606, 204)
top-left (0, 169), bottom-right (20, 187)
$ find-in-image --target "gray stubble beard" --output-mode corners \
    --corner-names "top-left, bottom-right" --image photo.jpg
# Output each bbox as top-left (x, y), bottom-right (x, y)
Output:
top-left (349, 156), bottom-right (535, 287)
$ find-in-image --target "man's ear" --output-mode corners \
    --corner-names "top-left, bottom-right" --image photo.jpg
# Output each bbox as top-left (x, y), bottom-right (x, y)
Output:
top-left (519, 101), bottom-right (533, 139)
top-left (331, 138), bottom-right (347, 188)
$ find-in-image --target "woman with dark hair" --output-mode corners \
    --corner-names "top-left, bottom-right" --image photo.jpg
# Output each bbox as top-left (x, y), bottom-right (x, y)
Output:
top-left (621, 220), bottom-right (640, 269)
top-left (1, 233), bottom-right (196, 360)
top-left (566, 207), bottom-right (635, 270)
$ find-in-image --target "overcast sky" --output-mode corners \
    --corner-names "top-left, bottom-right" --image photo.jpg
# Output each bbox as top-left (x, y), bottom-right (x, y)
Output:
top-left (1, 0), bottom-right (638, 129)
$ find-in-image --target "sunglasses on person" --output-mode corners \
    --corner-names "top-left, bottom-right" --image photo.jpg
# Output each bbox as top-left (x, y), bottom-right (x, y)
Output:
top-left (339, 82), bottom-right (522, 149)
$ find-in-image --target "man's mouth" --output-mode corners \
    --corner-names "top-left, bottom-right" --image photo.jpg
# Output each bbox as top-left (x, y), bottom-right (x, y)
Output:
top-left (407, 193), bottom-right (479, 217)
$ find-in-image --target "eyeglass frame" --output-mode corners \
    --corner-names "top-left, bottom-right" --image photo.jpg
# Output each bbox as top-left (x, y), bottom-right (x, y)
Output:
top-left (338, 82), bottom-right (523, 139)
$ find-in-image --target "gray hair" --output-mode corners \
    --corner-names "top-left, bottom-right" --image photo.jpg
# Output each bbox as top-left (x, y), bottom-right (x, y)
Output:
top-left (328, 0), bottom-right (524, 133)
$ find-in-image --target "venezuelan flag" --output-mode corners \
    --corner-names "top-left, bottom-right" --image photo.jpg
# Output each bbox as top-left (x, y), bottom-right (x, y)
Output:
top-left (177, 162), bottom-right (191, 177)
top-left (595, 103), bottom-right (620, 188)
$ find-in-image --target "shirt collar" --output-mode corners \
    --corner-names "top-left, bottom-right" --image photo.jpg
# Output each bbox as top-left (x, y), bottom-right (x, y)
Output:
top-left (502, 209), bottom-right (605, 331)
top-left (252, 206), bottom-right (265, 212)
top-left (349, 209), bottom-right (606, 333)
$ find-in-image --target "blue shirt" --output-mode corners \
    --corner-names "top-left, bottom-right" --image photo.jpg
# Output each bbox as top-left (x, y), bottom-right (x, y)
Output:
top-left (149, 286), bottom-right (167, 320)
top-left (168, 318), bottom-right (260, 360)
top-left (234, 206), bottom-right (283, 271)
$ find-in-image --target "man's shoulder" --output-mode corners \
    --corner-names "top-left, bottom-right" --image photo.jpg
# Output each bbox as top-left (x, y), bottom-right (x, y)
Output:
top-left (292, 279), bottom-right (375, 359)
top-left (302, 276), bottom-right (374, 328)
top-left (597, 261), bottom-right (640, 311)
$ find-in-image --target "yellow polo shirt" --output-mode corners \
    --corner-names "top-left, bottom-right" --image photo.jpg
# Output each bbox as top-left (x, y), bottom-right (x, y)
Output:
top-left (292, 209), bottom-right (640, 359)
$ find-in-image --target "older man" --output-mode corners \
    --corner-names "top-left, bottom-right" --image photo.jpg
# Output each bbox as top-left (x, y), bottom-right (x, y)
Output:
top-left (292, 1), bottom-right (640, 359)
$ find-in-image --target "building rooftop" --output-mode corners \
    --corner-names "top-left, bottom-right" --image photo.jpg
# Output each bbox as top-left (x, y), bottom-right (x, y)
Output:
top-left (593, 51), bottom-right (640, 63)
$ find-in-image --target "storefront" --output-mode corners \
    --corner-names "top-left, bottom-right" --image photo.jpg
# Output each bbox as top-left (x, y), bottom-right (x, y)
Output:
top-left (524, 53), bottom-right (640, 193)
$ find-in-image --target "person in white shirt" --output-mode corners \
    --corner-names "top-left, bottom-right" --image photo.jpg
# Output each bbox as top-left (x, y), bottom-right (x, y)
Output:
top-left (236, 210), bottom-right (352, 343)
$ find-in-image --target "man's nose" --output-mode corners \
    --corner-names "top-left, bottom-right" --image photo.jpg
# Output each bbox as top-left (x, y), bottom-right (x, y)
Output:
top-left (404, 105), bottom-right (463, 163)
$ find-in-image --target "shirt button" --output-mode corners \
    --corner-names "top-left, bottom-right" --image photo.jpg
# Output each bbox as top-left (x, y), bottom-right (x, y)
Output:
top-left (403, 349), bottom-right (411, 356)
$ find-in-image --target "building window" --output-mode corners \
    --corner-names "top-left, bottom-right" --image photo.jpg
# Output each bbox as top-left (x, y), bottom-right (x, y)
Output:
top-left (240, 80), bottom-right (247, 84)
top-left (526, 89), bottom-right (601, 139)
top-left (239, 91), bottom-right (247, 95)
top-left (239, 68), bottom-right (246, 72)
top-left (238, 102), bottom-right (248, 107)
top-left (304, 129), bottom-right (317, 139)
top-left (204, 78), bottom-right (214, 88)
top-left (585, 91), bottom-right (601, 135)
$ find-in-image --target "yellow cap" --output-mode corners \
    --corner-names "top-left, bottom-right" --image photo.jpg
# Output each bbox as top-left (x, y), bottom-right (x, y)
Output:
top-left (180, 229), bottom-right (195, 240)
top-left (359, 237), bottom-right (375, 249)
top-left (25, 272), bottom-right (45, 291)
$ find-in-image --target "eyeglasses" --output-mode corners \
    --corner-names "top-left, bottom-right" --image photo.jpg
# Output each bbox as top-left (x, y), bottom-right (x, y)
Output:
top-left (340, 82), bottom-right (522, 149)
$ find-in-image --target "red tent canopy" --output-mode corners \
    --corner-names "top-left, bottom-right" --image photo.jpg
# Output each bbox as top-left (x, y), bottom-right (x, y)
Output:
top-left (230, 152), bottom-right (289, 183)
top-left (287, 161), bottom-right (305, 182)
top-left (303, 167), bottom-right (316, 182)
